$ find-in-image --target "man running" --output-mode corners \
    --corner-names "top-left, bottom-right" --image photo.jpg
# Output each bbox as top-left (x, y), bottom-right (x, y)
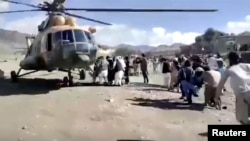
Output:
top-left (140, 53), bottom-right (149, 83)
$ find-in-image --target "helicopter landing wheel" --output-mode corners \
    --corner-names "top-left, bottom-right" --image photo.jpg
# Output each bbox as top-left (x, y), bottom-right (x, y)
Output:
top-left (68, 71), bottom-right (74, 87)
top-left (10, 71), bottom-right (18, 82)
top-left (68, 76), bottom-right (74, 87)
top-left (79, 69), bottom-right (85, 80)
top-left (62, 76), bottom-right (69, 87)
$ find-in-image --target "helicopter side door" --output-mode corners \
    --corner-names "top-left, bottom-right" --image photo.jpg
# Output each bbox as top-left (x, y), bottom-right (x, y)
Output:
top-left (30, 38), bottom-right (41, 56)
top-left (42, 33), bottom-right (54, 65)
top-left (84, 31), bottom-right (97, 60)
top-left (47, 33), bottom-right (52, 51)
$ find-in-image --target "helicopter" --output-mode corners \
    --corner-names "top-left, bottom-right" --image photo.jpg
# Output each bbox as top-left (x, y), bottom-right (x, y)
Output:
top-left (0, 0), bottom-right (218, 86)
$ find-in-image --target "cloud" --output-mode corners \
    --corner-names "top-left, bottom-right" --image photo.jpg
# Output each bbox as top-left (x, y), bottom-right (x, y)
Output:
top-left (0, 1), bottom-right (9, 11)
top-left (0, 1), bottom-right (9, 25)
top-left (3, 14), bottom-right (46, 34)
top-left (94, 25), bottom-right (200, 46)
top-left (226, 15), bottom-right (250, 34)
top-left (2, 14), bottom-right (200, 46)
top-left (2, 9), bottom-right (250, 46)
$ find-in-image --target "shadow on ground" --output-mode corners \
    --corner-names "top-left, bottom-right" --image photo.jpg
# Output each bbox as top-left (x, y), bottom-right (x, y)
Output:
top-left (128, 82), bottom-right (163, 88)
top-left (0, 78), bottom-right (110, 96)
top-left (198, 132), bottom-right (208, 137)
top-left (0, 78), bottom-right (62, 96)
top-left (117, 140), bottom-right (154, 141)
top-left (127, 82), bottom-right (180, 94)
top-left (127, 97), bottom-right (205, 111)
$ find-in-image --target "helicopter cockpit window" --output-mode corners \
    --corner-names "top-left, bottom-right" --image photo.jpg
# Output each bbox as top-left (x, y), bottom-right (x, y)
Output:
top-left (74, 30), bottom-right (87, 42)
top-left (62, 30), bottom-right (74, 42)
top-left (53, 30), bottom-right (89, 44)
top-left (84, 31), bottom-right (92, 43)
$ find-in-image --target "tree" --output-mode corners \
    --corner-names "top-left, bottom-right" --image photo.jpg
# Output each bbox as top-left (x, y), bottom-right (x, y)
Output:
top-left (195, 36), bottom-right (203, 43)
top-left (239, 44), bottom-right (250, 51)
top-left (204, 28), bottom-right (216, 42)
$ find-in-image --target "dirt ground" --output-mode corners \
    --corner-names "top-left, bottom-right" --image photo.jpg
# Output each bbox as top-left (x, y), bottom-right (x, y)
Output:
top-left (0, 55), bottom-right (238, 141)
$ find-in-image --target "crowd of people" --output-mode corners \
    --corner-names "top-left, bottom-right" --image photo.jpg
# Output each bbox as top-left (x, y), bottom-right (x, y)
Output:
top-left (154, 52), bottom-right (250, 124)
top-left (92, 53), bottom-right (149, 86)
top-left (92, 51), bottom-right (250, 123)
top-left (163, 54), bottom-right (224, 105)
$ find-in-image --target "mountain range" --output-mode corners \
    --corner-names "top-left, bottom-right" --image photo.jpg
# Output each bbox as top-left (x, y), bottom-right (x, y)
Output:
top-left (0, 29), bottom-right (28, 54)
top-left (0, 28), bottom-right (186, 54)
top-left (2, 27), bottom-right (250, 55)
top-left (99, 43), bottom-right (185, 52)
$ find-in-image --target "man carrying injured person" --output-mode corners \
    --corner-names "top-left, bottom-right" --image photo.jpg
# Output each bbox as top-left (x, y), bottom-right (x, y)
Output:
top-left (215, 52), bottom-right (250, 124)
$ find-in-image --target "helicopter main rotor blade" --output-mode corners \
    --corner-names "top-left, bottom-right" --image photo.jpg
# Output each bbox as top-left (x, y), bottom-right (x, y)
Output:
top-left (64, 8), bottom-right (218, 12)
top-left (0, 9), bottom-right (43, 14)
top-left (0, 0), bottom-right (41, 8)
top-left (53, 0), bottom-right (65, 4)
top-left (64, 12), bottom-right (112, 25)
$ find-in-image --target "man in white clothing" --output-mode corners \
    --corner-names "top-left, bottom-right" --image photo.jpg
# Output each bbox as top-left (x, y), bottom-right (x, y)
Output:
top-left (114, 56), bottom-right (125, 86)
top-left (202, 66), bottom-right (221, 106)
top-left (98, 56), bottom-right (109, 84)
top-left (207, 55), bottom-right (219, 70)
top-left (215, 52), bottom-right (250, 124)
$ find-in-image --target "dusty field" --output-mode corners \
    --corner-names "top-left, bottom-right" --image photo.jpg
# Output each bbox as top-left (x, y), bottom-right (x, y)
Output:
top-left (0, 55), bottom-right (238, 141)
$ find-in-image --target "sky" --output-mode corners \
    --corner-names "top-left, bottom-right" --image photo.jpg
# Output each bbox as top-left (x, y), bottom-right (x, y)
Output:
top-left (0, 0), bottom-right (250, 46)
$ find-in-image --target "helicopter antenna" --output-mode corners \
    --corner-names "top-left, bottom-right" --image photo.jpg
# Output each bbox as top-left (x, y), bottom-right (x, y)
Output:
top-left (0, 0), bottom-right (218, 25)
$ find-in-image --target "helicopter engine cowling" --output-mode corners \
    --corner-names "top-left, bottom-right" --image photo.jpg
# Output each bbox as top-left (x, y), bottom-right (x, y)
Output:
top-left (52, 16), bottom-right (66, 26)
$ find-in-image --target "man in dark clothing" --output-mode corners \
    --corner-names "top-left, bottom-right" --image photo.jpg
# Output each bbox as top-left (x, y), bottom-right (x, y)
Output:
top-left (191, 55), bottom-right (203, 70)
top-left (176, 64), bottom-right (186, 99)
top-left (133, 57), bottom-right (140, 76)
top-left (162, 58), bottom-right (172, 88)
top-left (93, 57), bottom-right (102, 83)
top-left (180, 60), bottom-right (195, 104)
top-left (140, 54), bottom-right (149, 83)
top-left (106, 56), bottom-right (115, 85)
top-left (124, 56), bottom-right (130, 84)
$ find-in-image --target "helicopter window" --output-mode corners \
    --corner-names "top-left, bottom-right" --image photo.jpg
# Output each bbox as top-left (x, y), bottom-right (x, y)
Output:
top-left (62, 30), bottom-right (74, 42)
top-left (90, 34), bottom-right (96, 44)
top-left (74, 30), bottom-right (87, 42)
top-left (54, 32), bottom-right (62, 42)
top-left (84, 31), bottom-right (91, 42)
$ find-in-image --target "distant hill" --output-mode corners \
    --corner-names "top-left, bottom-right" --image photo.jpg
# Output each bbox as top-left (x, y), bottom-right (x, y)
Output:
top-left (152, 43), bottom-right (186, 52)
top-left (113, 43), bottom-right (184, 52)
top-left (238, 31), bottom-right (250, 36)
top-left (114, 44), bottom-right (154, 52)
top-left (0, 29), bottom-right (28, 54)
top-left (2, 27), bottom-right (250, 56)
